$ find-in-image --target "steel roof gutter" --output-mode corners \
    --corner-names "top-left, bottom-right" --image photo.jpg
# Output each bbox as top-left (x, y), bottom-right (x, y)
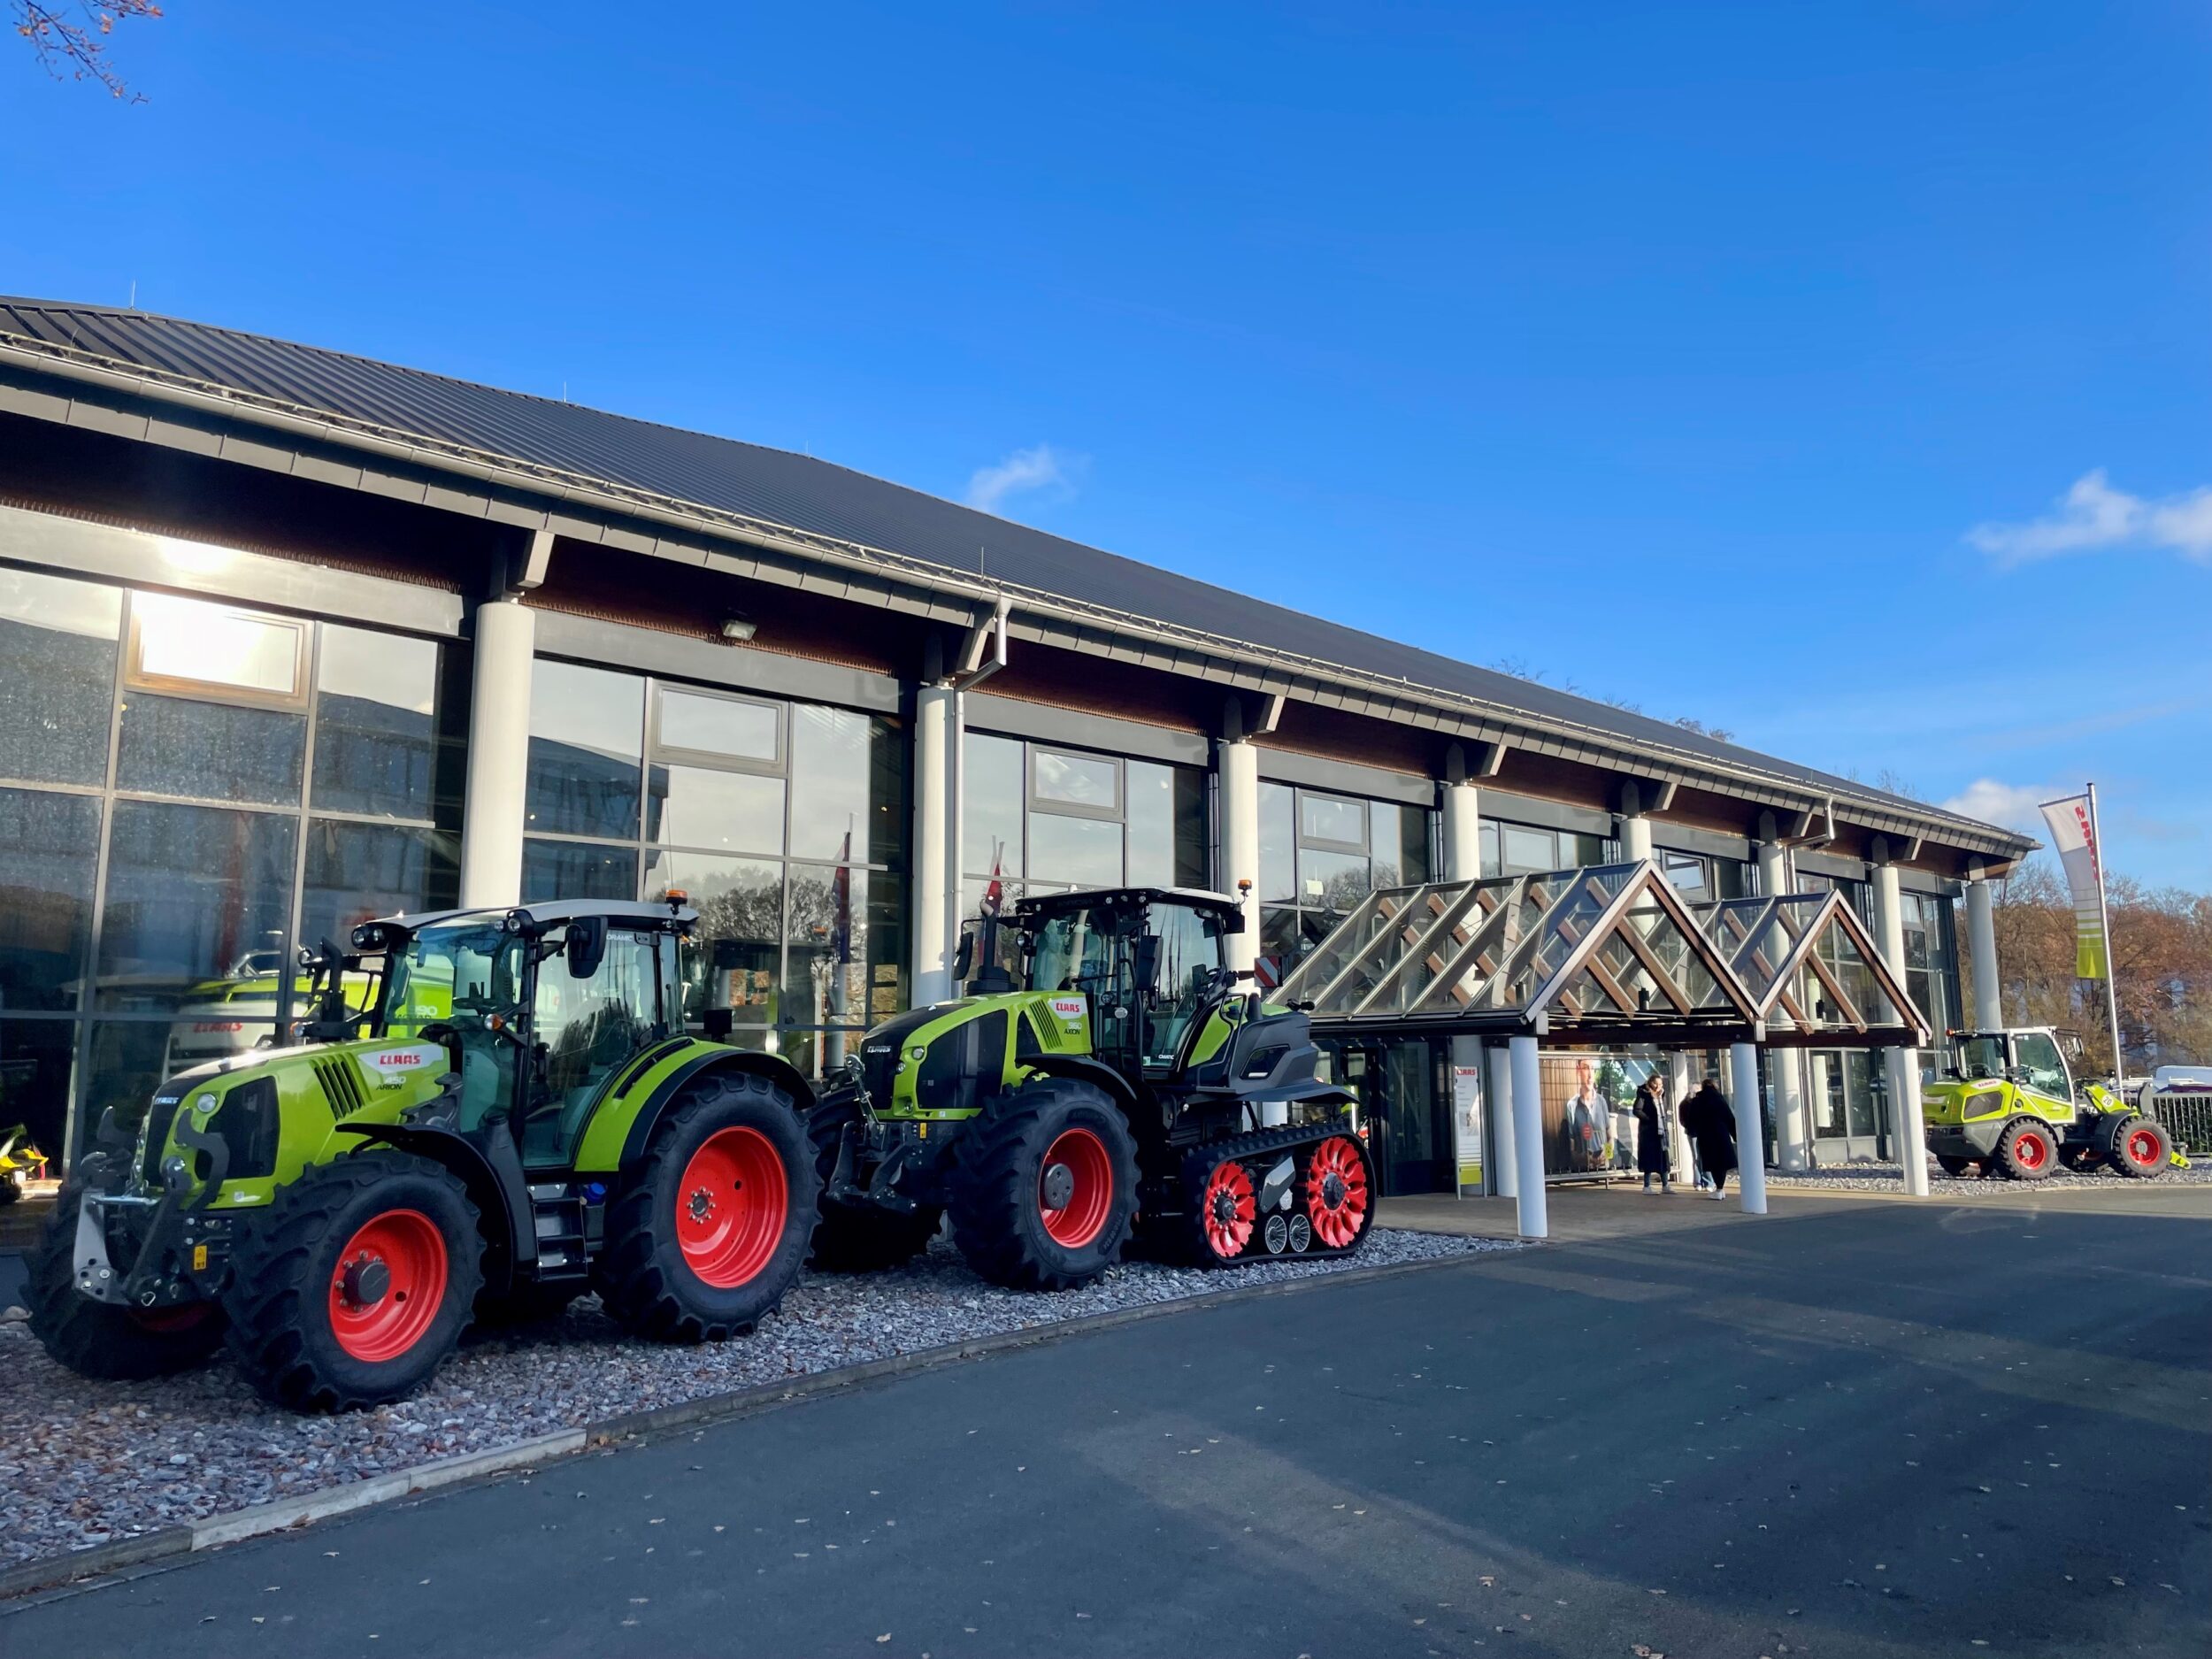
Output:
top-left (0, 329), bottom-right (2033, 863)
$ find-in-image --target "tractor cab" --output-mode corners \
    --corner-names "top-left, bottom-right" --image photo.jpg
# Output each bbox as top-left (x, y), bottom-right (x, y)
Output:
top-left (1947, 1026), bottom-right (2083, 1107)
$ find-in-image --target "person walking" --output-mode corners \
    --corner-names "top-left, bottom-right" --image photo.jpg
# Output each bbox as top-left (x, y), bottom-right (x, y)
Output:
top-left (1680, 1075), bottom-right (1740, 1202)
top-left (1633, 1074), bottom-right (1671, 1193)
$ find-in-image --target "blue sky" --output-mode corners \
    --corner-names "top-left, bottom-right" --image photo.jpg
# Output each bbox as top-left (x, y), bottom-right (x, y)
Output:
top-left (4, 2), bottom-right (2207, 886)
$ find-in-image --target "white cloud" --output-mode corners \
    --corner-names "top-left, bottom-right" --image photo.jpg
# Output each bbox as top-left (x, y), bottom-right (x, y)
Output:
top-left (1966, 469), bottom-right (2212, 565)
top-left (1941, 778), bottom-right (2062, 837)
top-left (965, 443), bottom-right (1081, 515)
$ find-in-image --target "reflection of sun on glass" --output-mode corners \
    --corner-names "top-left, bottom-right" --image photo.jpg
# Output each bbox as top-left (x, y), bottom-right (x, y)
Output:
top-left (134, 593), bottom-right (303, 696)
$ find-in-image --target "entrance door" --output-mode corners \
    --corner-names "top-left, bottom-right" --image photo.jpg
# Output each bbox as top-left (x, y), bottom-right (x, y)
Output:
top-left (1333, 1038), bottom-right (1450, 1196)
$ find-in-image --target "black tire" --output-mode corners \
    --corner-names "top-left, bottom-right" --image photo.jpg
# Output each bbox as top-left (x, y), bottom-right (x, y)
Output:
top-left (1993, 1118), bottom-right (2057, 1181)
top-left (805, 1093), bottom-right (941, 1272)
top-left (224, 1152), bottom-right (484, 1412)
top-left (2107, 1114), bottom-right (2171, 1179)
top-left (24, 1182), bottom-right (227, 1380)
top-left (595, 1071), bottom-right (818, 1342)
top-left (949, 1076), bottom-right (1138, 1291)
top-left (1935, 1155), bottom-right (1971, 1178)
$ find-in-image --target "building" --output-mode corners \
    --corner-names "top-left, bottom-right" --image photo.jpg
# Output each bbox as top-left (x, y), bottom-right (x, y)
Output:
top-left (0, 299), bottom-right (2033, 1195)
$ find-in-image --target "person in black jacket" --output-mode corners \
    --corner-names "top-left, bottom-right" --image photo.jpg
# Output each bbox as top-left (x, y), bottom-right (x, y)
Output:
top-left (1632, 1074), bottom-right (1671, 1194)
top-left (1679, 1077), bottom-right (1739, 1202)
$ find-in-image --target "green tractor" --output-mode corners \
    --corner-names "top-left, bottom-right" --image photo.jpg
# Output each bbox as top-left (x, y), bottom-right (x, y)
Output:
top-left (1923, 1025), bottom-right (2183, 1180)
top-left (810, 886), bottom-right (1376, 1290)
top-left (27, 898), bottom-right (819, 1410)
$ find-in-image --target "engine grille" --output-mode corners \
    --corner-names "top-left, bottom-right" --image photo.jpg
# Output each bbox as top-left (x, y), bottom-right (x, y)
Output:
top-left (315, 1056), bottom-right (369, 1117)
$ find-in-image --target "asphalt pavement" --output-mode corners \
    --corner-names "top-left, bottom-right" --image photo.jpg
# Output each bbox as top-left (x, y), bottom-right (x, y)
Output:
top-left (6, 1194), bottom-right (2208, 1657)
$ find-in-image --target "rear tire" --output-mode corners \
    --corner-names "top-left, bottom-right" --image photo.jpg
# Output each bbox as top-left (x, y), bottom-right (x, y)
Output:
top-left (1993, 1118), bottom-right (2056, 1181)
top-left (949, 1077), bottom-right (1137, 1291)
top-left (595, 1071), bottom-right (817, 1342)
top-left (2108, 1115), bottom-right (2170, 1179)
top-left (805, 1092), bottom-right (942, 1271)
top-left (25, 1182), bottom-right (227, 1380)
top-left (225, 1152), bottom-right (483, 1412)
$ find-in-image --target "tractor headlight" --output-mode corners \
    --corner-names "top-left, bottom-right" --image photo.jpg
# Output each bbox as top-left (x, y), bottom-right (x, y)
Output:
top-left (193, 1091), bottom-right (219, 1119)
top-left (907, 1046), bottom-right (928, 1062)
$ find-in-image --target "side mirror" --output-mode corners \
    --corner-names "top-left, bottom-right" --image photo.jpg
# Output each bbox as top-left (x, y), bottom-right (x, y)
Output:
top-left (565, 916), bottom-right (608, 979)
top-left (952, 927), bottom-right (976, 984)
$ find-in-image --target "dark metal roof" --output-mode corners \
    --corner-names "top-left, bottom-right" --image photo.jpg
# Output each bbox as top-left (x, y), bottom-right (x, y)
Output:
top-left (0, 298), bottom-right (2025, 851)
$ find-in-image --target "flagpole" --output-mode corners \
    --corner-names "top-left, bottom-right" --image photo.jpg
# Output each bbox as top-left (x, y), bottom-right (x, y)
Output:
top-left (2087, 781), bottom-right (2124, 1084)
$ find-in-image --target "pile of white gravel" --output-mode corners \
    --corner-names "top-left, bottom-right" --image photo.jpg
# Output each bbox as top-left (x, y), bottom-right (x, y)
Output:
top-left (1765, 1160), bottom-right (2212, 1196)
top-left (0, 1226), bottom-right (1510, 1570)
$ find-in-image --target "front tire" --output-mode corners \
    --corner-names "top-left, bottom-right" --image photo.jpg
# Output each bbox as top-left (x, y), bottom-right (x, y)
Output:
top-left (806, 1092), bottom-right (942, 1271)
top-left (1935, 1155), bottom-right (1972, 1178)
top-left (225, 1152), bottom-right (484, 1412)
top-left (2108, 1115), bottom-right (2170, 1179)
top-left (949, 1077), bottom-right (1138, 1291)
top-left (25, 1182), bottom-right (227, 1380)
top-left (595, 1071), bottom-right (818, 1342)
top-left (1993, 1118), bottom-right (2056, 1181)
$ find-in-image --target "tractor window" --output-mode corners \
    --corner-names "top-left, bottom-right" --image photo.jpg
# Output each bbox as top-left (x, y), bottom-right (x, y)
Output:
top-left (1028, 909), bottom-right (1120, 998)
top-left (1142, 902), bottom-right (1228, 1067)
top-left (2012, 1032), bottom-right (2071, 1101)
top-left (384, 921), bottom-right (526, 1132)
top-left (1952, 1033), bottom-right (2007, 1081)
top-left (526, 926), bottom-right (664, 1164)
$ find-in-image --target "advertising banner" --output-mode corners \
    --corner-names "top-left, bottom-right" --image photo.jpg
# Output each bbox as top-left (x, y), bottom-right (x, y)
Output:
top-left (1451, 1062), bottom-right (1483, 1190)
top-left (2038, 793), bottom-right (2109, 980)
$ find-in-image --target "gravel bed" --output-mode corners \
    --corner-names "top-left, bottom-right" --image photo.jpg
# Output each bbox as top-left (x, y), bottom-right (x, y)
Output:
top-left (0, 1227), bottom-right (1511, 1569)
top-left (1766, 1160), bottom-right (2212, 1196)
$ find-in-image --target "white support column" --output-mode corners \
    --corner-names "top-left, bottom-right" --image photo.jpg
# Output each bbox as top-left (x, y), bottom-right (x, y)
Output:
top-left (458, 598), bottom-right (536, 910)
top-left (1757, 838), bottom-right (1810, 1170)
top-left (910, 684), bottom-right (957, 1006)
top-left (1216, 738), bottom-right (1260, 973)
top-left (1618, 814), bottom-right (1653, 862)
top-left (1965, 865), bottom-right (2002, 1030)
top-left (1668, 1052), bottom-right (1698, 1184)
top-left (1487, 1044), bottom-right (1517, 1199)
top-left (1729, 1041), bottom-right (1769, 1215)
top-left (1871, 856), bottom-right (1931, 1197)
top-left (1441, 775), bottom-right (1484, 1194)
top-left (1509, 1034), bottom-right (1548, 1239)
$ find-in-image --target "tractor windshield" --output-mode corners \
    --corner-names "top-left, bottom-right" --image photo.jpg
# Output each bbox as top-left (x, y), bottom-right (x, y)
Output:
top-left (383, 919), bottom-right (527, 1131)
top-left (1028, 907), bottom-right (1126, 998)
top-left (1951, 1033), bottom-right (2008, 1081)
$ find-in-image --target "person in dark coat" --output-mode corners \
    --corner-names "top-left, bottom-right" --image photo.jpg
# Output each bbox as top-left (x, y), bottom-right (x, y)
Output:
top-left (1632, 1074), bottom-right (1671, 1193)
top-left (1679, 1077), bottom-right (1740, 1201)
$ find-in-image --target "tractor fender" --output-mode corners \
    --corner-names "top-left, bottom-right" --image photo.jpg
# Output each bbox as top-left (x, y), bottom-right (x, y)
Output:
top-left (1016, 1052), bottom-right (1146, 1126)
top-left (336, 1120), bottom-right (534, 1294)
top-left (611, 1046), bottom-right (818, 1170)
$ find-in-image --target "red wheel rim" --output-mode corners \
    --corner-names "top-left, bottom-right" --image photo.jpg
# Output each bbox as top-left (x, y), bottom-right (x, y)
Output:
top-left (2015, 1131), bottom-right (2048, 1171)
top-left (1039, 1127), bottom-right (1114, 1248)
top-left (677, 1126), bottom-right (789, 1288)
top-left (1202, 1159), bottom-right (1256, 1260)
top-left (329, 1210), bottom-right (449, 1363)
top-left (2127, 1128), bottom-right (2161, 1167)
top-left (1303, 1136), bottom-right (1370, 1249)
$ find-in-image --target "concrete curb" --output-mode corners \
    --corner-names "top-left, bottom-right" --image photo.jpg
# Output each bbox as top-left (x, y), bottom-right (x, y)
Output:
top-left (0, 1248), bottom-right (1498, 1603)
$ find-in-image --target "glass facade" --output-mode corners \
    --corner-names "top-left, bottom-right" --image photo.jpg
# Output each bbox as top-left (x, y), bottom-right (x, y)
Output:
top-left (0, 573), bottom-right (464, 1167)
top-left (1479, 817), bottom-right (1609, 878)
top-left (963, 732), bottom-right (1208, 917)
top-left (1257, 781), bottom-right (1432, 983)
top-left (524, 661), bottom-right (907, 1080)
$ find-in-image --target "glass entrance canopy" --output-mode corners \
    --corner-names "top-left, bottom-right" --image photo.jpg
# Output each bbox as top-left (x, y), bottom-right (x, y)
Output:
top-left (1276, 860), bottom-right (1927, 1048)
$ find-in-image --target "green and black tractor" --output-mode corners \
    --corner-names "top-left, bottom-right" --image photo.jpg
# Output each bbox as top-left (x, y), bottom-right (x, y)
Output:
top-left (1923, 1025), bottom-right (2185, 1180)
top-left (27, 898), bottom-right (819, 1411)
top-left (810, 886), bottom-right (1376, 1290)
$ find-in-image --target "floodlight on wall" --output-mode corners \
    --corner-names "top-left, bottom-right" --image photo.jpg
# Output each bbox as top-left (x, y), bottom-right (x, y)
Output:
top-left (720, 617), bottom-right (757, 642)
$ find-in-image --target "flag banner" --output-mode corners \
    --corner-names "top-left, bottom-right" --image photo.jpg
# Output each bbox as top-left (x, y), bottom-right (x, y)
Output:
top-left (2038, 793), bottom-right (2109, 980)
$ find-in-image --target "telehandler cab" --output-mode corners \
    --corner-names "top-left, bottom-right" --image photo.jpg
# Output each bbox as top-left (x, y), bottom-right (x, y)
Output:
top-left (1923, 1025), bottom-right (2183, 1180)
top-left (27, 898), bottom-right (818, 1411)
top-left (810, 886), bottom-right (1375, 1290)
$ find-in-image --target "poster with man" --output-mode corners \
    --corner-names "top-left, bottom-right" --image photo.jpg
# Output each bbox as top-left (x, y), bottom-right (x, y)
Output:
top-left (1540, 1053), bottom-right (1618, 1177)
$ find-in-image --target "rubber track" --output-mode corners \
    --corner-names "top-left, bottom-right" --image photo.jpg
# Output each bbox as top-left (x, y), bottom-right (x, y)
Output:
top-left (1177, 1114), bottom-right (1371, 1267)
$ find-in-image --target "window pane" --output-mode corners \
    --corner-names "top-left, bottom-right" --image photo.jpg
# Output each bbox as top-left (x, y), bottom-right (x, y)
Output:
top-left (0, 787), bottom-right (100, 1010)
top-left (528, 661), bottom-right (644, 839)
top-left (1028, 811), bottom-right (1122, 886)
top-left (96, 801), bottom-right (296, 1015)
top-left (658, 687), bottom-right (779, 764)
top-left (118, 693), bottom-right (305, 806)
top-left (1479, 820), bottom-right (1499, 878)
top-left (1033, 748), bottom-right (1118, 811)
top-left (523, 838), bottom-right (637, 902)
top-left (1299, 791), bottom-right (1365, 849)
top-left (964, 733), bottom-right (1025, 878)
top-left (133, 593), bottom-right (304, 699)
top-left (1259, 905), bottom-right (1304, 979)
top-left (789, 705), bottom-right (887, 863)
top-left (313, 626), bottom-right (443, 820)
top-left (1298, 845), bottom-right (1372, 916)
top-left (1125, 760), bottom-right (1176, 888)
top-left (0, 1018), bottom-right (77, 1176)
top-left (300, 819), bottom-right (459, 952)
top-left (783, 863), bottom-right (870, 1035)
top-left (1258, 782), bottom-right (1295, 903)
top-left (1502, 825), bottom-right (1555, 873)
top-left (1396, 804), bottom-right (1432, 885)
top-left (647, 850), bottom-right (782, 1019)
top-left (85, 1018), bottom-right (274, 1142)
top-left (0, 566), bottom-right (119, 787)
top-left (648, 764), bottom-right (786, 855)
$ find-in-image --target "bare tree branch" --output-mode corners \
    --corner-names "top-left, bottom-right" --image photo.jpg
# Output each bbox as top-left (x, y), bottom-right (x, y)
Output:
top-left (13, 1), bottom-right (163, 100)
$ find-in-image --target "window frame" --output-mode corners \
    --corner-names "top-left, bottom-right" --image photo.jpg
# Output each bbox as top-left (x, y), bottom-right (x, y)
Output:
top-left (649, 682), bottom-right (787, 776)
top-left (125, 595), bottom-right (311, 713)
top-left (1026, 745), bottom-right (1124, 821)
